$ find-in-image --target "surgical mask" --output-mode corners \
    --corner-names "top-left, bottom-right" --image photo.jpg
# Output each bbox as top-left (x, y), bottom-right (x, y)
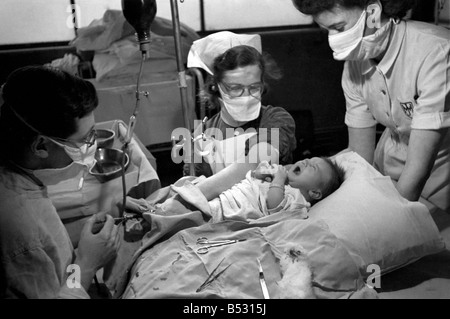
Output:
top-left (16, 160), bottom-right (85, 189)
top-left (218, 85), bottom-right (262, 122)
top-left (49, 137), bottom-right (97, 167)
top-left (328, 9), bottom-right (392, 61)
top-left (357, 18), bottom-right (393, 61)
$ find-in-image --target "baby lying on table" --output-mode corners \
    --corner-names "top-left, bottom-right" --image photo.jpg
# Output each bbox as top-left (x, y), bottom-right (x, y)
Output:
top-left (260, 158), bottom-right (344, 208)
top-left (206, 157), bottom-right (345, 222)
top-left (124, 157), bottom-right (345, 224)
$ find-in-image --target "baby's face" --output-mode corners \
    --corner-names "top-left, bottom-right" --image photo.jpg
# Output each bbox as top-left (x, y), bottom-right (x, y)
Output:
top-left (287, 157), bottom-right (333, 191)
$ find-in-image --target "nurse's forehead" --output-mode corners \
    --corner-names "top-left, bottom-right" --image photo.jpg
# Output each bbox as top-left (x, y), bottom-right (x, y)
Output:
top-left (313, 6), bottom-right (363, 29)
top-left (223, 65), bottom-right (261, 79)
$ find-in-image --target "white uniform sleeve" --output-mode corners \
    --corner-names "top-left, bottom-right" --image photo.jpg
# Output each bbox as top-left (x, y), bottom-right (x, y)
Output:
top-left (412, 44), bottom-right (450, 130)
top-left (342, 61), bottom-right (378, 128)
top-left (3, 248), bottom-right (89, 299)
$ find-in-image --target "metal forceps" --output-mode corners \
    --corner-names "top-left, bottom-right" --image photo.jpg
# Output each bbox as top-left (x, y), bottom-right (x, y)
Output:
top-left (196, 237), bottom-right (246, 254)
top-left (196, 258), bottom-right (232, 293)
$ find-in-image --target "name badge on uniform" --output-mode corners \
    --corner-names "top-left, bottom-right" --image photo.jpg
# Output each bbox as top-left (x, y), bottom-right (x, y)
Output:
top-left (400, 102), bottom-right (414, 119)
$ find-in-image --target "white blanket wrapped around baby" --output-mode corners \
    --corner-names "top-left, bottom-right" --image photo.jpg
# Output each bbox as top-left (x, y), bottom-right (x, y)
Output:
top-left (208, 170), bottom-right (309, 223)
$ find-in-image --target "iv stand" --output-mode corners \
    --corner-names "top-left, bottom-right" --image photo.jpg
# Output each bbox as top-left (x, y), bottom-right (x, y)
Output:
top-left (120, 52), bottom-right (148, 217)
top-left (120, 0), bottom-right (156, 217)
top-left (170, 0), bottom-right (195, 176)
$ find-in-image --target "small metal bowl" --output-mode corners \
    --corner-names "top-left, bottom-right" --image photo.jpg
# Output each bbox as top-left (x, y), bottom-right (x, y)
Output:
top-left (89, 148), bottom-right (130, 183)
top-left (96, 128), bottom-right (115, 149)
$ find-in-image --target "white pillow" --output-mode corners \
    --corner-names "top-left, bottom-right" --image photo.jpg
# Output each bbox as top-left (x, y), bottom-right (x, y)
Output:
top-left (309, 151), bottom-right (445, 278)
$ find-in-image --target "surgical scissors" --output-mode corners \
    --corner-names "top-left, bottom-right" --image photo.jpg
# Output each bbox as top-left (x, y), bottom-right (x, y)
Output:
top-left (196, 237), bottom-right (246, 254)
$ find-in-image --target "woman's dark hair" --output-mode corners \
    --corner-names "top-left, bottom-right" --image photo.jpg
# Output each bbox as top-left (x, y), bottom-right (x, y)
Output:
top-left (292, 0), bottom-right (417, 19)
top-left (0, 65), bottom-right (98, 161)
top-left (201, 45), bottom-right (282, 110)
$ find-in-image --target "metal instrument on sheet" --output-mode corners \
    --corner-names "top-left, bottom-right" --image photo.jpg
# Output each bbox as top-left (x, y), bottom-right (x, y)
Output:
top-left (257, 258), bottom-right (270, 299)
top-left (196, 237), bottom-right (246, 255)
top-left (92, 213), bottom-right (140, 234)
top-left (196, 258), bottom-right (232, 293)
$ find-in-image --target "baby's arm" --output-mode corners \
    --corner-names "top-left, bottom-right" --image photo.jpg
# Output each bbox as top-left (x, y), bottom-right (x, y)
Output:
top-left (197, 161), bottom-right (258, 201)
top-left (266, 166), bottom-right (287, 209)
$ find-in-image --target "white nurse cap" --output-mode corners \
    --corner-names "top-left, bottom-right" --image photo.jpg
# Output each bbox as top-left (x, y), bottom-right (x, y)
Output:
top-left (187, 31), bottom-right (262, 75)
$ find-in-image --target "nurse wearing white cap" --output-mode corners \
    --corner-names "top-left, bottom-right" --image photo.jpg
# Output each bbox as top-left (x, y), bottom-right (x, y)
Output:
top-left (185, 31), bottom-right (297, 178)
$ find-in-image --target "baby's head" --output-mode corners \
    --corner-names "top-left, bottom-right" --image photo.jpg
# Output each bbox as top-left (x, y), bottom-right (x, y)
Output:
top-left (287, 157), bottom-right (345, 205)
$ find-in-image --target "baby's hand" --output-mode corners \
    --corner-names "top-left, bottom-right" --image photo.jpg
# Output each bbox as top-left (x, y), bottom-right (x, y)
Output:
top-left (273, 166), bottom-right (288, 185)
top-left (252, 161), bottom-right (278, 182)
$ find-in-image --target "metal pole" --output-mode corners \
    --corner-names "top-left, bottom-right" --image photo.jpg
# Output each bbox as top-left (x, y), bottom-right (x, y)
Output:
top-left (170, 0), bottom-right (195, 175)
top-left (170, 0), bottom-right (192, 133)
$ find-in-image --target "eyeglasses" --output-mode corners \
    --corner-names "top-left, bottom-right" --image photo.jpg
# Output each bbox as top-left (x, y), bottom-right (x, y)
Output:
top-left (219, 82), bottom-right (264, 98)
top-left (50, 128), bottom-right (97, 148)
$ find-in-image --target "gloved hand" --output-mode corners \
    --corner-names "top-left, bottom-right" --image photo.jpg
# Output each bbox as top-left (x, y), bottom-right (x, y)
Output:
top-left (74, 214), bottom-right (120, 290)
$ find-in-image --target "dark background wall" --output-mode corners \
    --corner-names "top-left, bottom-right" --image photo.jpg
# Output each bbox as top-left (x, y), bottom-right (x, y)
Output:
top-left (260, 29), bottom-right (347, 159)
top-left (0, 46), bottom-right (76, 85)
top-left (261, 29), bottom-right (345, 131)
